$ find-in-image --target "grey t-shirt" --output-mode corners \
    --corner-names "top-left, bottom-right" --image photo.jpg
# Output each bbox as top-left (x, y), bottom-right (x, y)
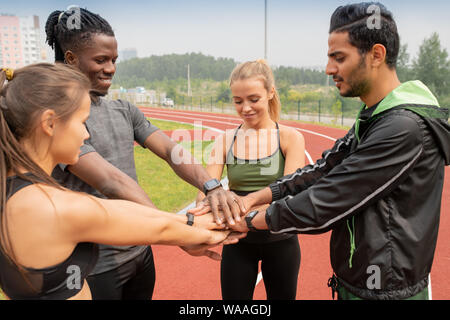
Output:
top-left (52, 97), bottom-right (159, 275)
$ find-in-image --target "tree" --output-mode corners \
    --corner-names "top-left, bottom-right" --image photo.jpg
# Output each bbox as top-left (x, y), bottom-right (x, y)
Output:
top-left (412, 33), bottom-right (450, 97)
top-left (396, 43), bottom-right (413, 82)
top-left (330, 99), bottom-right (342, 124)
top-left (216, 82), bottom-right (231, 103)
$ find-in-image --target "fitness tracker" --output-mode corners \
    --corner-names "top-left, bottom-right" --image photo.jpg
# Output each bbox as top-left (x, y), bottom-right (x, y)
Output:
top-left (245, 210), bottom-right (259, 232)
top-left (203, 178), bottom-right (222, 195)
top-left (186, 213), bottom-right (194, 226)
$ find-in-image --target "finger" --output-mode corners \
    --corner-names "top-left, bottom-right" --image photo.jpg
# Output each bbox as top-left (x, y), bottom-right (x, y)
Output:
top-left (234, 196), bottom-right (247, 215)
top-left (224, 232), bottom-right (248, 244)
top-left (206, 195), bottom-right (224, 224)
top-left (205, 250), bottom-right (222, 261)
top-left (210, 221), bottom-right (226, 230)
top-left (188, 203), bottom-right (210, 216)
top-left (217, 193), bottom-right (234, 226)
top-left (227, 194), bottom-right (242, 222)
top-left (222, 237), bottom-right (239, 245)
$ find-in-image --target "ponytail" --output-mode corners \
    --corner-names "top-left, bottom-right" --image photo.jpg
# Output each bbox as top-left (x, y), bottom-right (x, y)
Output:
top-left (45, 10), bottom-right (65, 62)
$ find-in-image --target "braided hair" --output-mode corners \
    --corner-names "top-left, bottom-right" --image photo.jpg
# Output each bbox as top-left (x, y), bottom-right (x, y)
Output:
top-left (45, 7), bottom-right (115, 62)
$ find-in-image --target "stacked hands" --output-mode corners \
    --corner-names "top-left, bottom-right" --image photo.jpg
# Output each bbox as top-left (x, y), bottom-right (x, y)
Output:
top-left (182, 188), bottom-right (269, 261)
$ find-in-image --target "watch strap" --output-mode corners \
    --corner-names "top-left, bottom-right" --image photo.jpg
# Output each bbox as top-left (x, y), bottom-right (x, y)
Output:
top-left (245, 210), bottom-right (259, 232)
top-left (203, 178), bottom-right (221, 195)
top-left (186, 213), bottom-right (194, 226)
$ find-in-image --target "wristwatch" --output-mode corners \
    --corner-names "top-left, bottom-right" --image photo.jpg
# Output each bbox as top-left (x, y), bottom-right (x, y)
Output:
top-left (203, 178), bottom-right (222, 195)
top-left (245, 210), bottom-right (259, 232)
top-left (186, 213), bottom-right (194, 226)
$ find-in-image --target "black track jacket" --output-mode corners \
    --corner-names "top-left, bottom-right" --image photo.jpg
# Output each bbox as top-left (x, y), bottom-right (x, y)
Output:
top-left (265, 81), bottom-right (450, 299)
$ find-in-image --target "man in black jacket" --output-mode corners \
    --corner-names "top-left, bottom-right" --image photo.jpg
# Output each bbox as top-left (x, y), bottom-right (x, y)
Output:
top-left (221, 2), bottom-right (450, 299)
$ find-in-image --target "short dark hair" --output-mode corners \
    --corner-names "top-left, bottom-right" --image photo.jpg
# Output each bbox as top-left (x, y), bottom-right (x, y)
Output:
top-left (45, 7), bottom-right (115, 62)
top-left (329, 2), bottom-right (400, 69)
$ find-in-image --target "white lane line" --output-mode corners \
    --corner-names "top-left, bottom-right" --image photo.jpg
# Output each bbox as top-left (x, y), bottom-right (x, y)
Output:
top-left (429, 274), bottom-right (433, 300)
top-left (147, 110), bottom-right (338, 142)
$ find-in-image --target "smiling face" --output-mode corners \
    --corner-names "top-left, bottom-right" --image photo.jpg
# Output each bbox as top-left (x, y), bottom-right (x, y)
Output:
top-left (67, 34), bottom-right (118, 96)
top-left (326, 31), bottom-right (371, 98)
top-left (230, 77), bottom-right (274, 127)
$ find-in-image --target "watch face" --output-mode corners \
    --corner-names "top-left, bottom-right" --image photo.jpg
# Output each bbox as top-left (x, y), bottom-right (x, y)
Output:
top-left (205, 179), bottom-right (220, 190)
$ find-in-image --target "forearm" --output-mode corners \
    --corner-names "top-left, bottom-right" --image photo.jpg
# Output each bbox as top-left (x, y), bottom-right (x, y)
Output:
top-left (76, 197), bottom-right (214, 246)
top-left (244, 187), bottom-right (273, 208)
top-left (99, 176), bottom-right (156, 208)
top-left (269, 129), bottom-right (354, 201)
top-left (169, 161), bottom-right (210, 191)
top-left (67, 151), bottom-right (157, 208)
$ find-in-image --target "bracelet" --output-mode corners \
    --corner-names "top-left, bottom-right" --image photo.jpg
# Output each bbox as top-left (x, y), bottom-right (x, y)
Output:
top-left (186, 213), bottom-right (194, 226)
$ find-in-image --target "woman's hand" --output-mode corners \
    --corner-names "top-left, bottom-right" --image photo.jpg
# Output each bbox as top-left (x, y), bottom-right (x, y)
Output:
top-left (192, 212), bottom-right (226, 230)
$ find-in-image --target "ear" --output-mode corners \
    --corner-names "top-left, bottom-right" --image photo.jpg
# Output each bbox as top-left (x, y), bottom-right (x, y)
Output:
top-left (370, 44), bottom-right (387, 68)
top-left (40, 109), bottom-right (57, 137)
top-left (268, 87), bottom-right (275, 100)
top-left (64, 50), bottom-right (78, 66)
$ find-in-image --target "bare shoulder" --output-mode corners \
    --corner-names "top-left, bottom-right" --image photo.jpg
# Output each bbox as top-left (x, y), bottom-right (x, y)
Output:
top-left (278, 124), bottom-right (305, 151)
top-left (5, 184), bottom-right (58, 220)
top-left (7, 184), bottom-right (105, 234)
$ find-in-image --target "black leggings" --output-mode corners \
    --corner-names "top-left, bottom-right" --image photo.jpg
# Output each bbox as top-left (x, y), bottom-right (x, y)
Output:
top-left (86, 246), bottom-right (155, 300)
top-left (221, 236), bottom-right (300, 300)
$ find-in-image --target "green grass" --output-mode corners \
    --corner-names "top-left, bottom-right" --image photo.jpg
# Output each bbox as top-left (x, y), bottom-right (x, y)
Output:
top-left (134, 140), bottom-right (216, 212)
top-left (147, 118), bottom-right (195, 131)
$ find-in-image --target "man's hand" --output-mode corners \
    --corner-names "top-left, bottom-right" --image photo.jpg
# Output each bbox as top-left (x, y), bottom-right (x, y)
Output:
top-left (180, 244), bottom-right (222, 261)
top-left (180, 231), bottom-right (248, 261)
top-left (189, 188), bottom-right (247, 226)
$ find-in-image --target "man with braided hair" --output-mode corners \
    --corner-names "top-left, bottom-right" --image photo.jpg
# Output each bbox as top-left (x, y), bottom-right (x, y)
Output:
top-left (46, 7), bottom-right (244, 300)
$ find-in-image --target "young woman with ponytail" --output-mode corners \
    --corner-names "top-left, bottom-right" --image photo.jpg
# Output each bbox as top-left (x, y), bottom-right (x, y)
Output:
top-left (0, 64), bottom-right (243, 300)
top-left (195, 60), bottom-right (305, 300)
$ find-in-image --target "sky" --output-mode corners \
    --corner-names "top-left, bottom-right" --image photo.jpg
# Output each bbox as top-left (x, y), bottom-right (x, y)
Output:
top-left (2, 0), bottom-right (450, 68)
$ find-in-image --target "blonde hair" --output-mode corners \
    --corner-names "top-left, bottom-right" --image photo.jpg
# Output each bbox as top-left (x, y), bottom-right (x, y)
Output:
top-left (229, 59), bottom-right (281, 122)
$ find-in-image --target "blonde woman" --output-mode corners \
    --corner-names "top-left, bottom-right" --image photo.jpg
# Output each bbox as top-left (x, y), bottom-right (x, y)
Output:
top-left (196, 60), bottom-right (305, 300)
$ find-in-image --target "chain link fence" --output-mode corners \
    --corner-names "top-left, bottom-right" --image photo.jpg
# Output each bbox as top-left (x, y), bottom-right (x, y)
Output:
top-left (108, 91), bottom-right (360, 128)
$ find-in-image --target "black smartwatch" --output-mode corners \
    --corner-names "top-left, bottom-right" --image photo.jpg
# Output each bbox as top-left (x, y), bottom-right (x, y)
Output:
top-left (186, 213), bottom-right (194, 226)
top-left (245, 210), bottom-right (259, 232)
top-left (203, 178), bottom-right (222, 195)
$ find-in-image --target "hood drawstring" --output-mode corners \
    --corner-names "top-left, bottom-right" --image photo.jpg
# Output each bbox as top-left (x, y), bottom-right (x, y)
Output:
top-left (347, 216), bottom-right (356, 269)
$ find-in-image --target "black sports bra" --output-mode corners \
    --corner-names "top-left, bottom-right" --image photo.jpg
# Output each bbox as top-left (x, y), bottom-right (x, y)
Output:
top-left (0, 173), bottom-right (99, 300)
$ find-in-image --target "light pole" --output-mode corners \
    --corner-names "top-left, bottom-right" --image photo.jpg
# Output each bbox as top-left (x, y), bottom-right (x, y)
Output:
top-left (265, 0), bottom-right (268, 60)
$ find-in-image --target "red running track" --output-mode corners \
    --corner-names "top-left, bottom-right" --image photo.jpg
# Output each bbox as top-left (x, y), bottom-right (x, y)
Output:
top-left (139, 107), bottom-right (450, 300)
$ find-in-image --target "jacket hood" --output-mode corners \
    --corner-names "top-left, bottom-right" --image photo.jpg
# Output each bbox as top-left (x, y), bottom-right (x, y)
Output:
top-left (358, 80), bottom-right (450, 165)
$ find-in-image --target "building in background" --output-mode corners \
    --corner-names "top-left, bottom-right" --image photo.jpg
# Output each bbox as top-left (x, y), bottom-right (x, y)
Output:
top-left (118, 48), bottom-right (138, 62)
top-left (0, 14), bottom-right (51, 68)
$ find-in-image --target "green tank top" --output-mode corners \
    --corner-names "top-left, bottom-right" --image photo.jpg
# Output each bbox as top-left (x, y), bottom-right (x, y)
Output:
top-left (226, 123), bottom-right (285, 192)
